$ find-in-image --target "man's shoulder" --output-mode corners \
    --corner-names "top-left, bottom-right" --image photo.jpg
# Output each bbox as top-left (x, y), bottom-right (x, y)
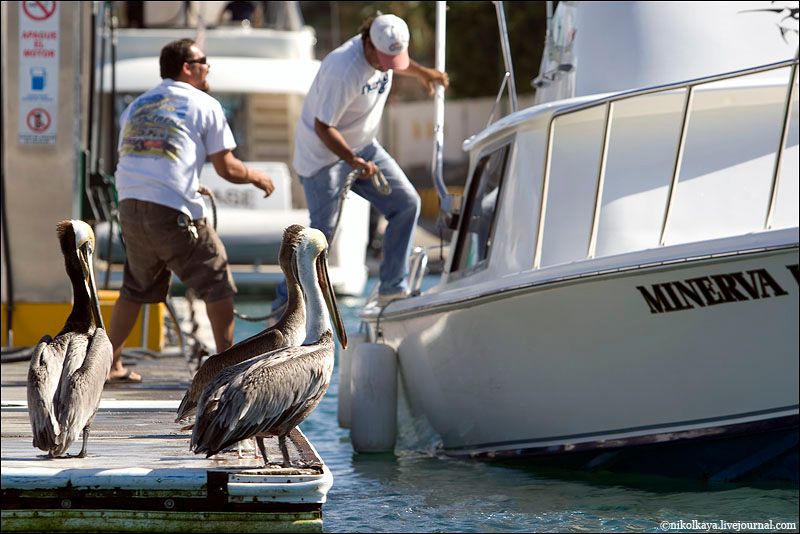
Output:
top-left (173, 83), bottom-right (221, 106)
top-left (322, 37), bottom-right (360, 68)
top-left (319, 39), bottom-right (368, 84)
top-left (157, 80), bottom-right (220, 103)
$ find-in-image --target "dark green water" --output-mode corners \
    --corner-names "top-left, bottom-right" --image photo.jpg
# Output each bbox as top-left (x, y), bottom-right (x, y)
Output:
top-left (232, 280), bottom-right (799, 533)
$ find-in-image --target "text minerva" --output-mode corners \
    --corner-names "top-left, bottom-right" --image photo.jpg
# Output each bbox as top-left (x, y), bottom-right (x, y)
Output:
top-left (636, 264), bottom-right (798, 314)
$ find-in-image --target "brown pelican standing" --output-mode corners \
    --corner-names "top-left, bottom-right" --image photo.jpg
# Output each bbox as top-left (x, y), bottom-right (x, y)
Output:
top-left (27, 220), bottom-right (113, 457)
top-left (191, 227), bottom-right (347, 466)
top-left (175, 224), bottom-right (307, 423)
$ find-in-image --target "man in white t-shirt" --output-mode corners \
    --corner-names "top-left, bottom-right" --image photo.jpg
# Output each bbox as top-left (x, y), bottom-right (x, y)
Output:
top-left (107, 38), bottom-right (275, 382)
top-left (273, 14), bottom-right (448, 311)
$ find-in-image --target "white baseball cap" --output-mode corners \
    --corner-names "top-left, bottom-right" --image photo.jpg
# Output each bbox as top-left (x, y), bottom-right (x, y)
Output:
top-left (369, 14), bottom-right (410, 70)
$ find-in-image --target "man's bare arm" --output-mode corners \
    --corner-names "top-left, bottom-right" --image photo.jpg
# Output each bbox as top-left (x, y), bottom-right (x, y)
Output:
top-left (208, 149), bottom-right (275, 196)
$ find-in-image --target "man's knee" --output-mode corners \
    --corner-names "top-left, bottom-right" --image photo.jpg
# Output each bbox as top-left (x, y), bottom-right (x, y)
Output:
top-left (410, 190), bottom-right (421, 213)
top-left (401, 190), bottom-right (421, 218)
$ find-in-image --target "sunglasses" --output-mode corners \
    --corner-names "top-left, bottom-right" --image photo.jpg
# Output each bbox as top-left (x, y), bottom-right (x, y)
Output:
top-left (186, 56), bottom-right (208, 65)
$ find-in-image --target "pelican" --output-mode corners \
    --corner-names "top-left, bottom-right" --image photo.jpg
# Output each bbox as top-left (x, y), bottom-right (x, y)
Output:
top-left (27, 220), bottom-right (113, 457)
top-left (191, 227), bottom-right (348, 466)
top-left (175, 224), bottom-right (307, 423)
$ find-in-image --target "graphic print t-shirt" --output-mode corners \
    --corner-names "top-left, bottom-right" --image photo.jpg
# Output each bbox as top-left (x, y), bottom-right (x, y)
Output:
top-left (115, 79), bottom-right (236, 219)
top-left (293, 36), bottom-right (393, 177)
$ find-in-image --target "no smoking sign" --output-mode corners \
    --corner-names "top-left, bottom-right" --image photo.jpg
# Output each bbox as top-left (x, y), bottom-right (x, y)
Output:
top-left (22, 1), bottom-right (57, 21)
top-left (26, 108), bottom-right (51, 132)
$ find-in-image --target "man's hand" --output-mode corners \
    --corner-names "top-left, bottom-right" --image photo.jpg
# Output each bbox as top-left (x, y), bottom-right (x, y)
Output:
top-left (349, 156), bottom-right (379, 178)
top-left (198, 185), bottom-right (212, 196)
top-left (208, 150), bottom-right (274, 197)
top-left (397, 61), bottom-right (450, 96)
top-left (247, 168), bottom-right (275, 197)
top-left (420, 67), bottom-right (449, 96)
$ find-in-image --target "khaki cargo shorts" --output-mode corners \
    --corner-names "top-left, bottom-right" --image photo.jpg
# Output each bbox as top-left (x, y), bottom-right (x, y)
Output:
top-left (118, 199), bottom-right (236, 303)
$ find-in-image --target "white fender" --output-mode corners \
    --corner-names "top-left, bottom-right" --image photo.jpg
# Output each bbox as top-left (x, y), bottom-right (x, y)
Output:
top-left (337, 333), bottom-right (365, 429)
top-left (350, 342), bottom-right (397, 453)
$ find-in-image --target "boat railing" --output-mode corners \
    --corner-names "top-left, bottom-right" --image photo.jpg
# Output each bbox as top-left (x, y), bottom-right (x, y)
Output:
top-left (532, 56), bottom-right (799, 269)
top-left (408, 246), bottom-right (429, 296)
top-left (408, 243), bottom-right (452, 295)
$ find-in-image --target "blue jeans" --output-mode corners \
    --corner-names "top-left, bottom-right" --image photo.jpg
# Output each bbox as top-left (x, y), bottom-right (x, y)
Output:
top-left (272, 141), bottom-right (421, 311)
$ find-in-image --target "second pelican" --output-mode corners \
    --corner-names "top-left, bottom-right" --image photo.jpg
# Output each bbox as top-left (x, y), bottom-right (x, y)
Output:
top-left (190, 227), bottom-right (347, 466)
top-left (175, 224), bottom-right (307, 423)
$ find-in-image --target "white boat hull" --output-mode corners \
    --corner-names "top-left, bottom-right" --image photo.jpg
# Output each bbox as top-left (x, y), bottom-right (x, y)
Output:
top-left (371, 246), bottom-right (799, 456)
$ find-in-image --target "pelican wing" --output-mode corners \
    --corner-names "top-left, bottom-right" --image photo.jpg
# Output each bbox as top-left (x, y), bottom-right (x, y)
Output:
top-left (51, 328), bottom-right (113, 456)
top-left (192, 336), bottom-right (334, 457)
top-left (176, 329), bottom-right (289, 422)
top-left (27, 335), bottom-right (66, 451)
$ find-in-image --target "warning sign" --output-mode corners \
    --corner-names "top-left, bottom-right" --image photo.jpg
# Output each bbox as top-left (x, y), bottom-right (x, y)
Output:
top-left (22, 1), bottom-right (57, 21)
top-left (26, 108), bottom-right (51, 132)
top-left (18, 1), bottom-right (60, 145)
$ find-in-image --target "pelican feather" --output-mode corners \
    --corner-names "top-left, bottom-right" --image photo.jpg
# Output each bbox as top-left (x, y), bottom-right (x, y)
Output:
top-left (191, 227), bottom-right (347, 466)
top-left (175, 224), bottom-right (307, 423)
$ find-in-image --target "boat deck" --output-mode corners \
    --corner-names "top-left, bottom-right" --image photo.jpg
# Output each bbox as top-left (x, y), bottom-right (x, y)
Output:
top-left (1, 351), bottom-right (330, 533)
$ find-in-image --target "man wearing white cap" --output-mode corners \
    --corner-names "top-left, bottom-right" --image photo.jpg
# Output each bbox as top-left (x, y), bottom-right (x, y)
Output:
top-left (272, 13), bottom-right (449, 311)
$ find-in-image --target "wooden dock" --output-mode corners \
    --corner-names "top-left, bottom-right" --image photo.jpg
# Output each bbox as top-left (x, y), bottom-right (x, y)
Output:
top-left (1, 349), bottom-right (331, 533)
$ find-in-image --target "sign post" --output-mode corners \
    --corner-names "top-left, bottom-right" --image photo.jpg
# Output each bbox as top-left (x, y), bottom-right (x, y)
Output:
top-left (18, 0), bottom-right (60, 145)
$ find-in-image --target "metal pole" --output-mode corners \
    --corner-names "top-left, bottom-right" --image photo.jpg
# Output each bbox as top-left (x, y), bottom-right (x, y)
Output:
top-left (140, 304), bottom-right (150, 349)
top-left (110, 3), bottom-right (118, 172)
top-left (764, 55), bottom-right (798, 229)
top-left (493, 1), bottom-right (517, 112)
top-left (533, 119), bottom-right (555, 269)
top-left (431, 1), bottom-right (446, 202)
top-left (430, 1), bottom-right (459, 229)
top-left (93, 2), bottom-right (107, 176)
top-left (84, 2), bottom-right (100, 221)
top-left (587, 102), bottom-right (614, 258)
top-left (659, 86), bottom-right (695, 246)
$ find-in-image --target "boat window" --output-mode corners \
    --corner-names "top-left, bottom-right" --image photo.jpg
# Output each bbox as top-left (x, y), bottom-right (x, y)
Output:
top-left (451, 143), bottom-right (510, 275)
top-left (216, 94), bottom-right (246, 159)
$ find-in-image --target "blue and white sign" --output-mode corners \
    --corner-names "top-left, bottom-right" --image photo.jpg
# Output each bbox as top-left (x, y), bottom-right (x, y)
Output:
top-left (18, 1), bottom-right (59, 145)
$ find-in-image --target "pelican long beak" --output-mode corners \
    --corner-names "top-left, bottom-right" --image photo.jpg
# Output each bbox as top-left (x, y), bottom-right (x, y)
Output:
top-left (78, 242), bottom-right (105, 330)
top-left (316, 250), bottom-right (347, 349)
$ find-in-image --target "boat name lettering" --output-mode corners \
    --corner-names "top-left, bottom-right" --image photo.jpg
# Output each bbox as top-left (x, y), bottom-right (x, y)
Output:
top-left (636, 265), bottom-right (798, 314)
top-left (213, 188), bottom-right (254, 208)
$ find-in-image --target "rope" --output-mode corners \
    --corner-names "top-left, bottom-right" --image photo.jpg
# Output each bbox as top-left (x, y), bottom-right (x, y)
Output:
top-left (330, 168), bottom-right (390, 247)
top-left (183, 288), bottom-right (212, 370)
top-left (199, 188), bottom-right (270, 323)
top-left (234, 306), bottom-right (282, 322)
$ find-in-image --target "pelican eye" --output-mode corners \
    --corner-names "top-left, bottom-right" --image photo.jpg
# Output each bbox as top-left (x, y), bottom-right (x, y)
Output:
top-left (72, 221), bottom-right (93, 246)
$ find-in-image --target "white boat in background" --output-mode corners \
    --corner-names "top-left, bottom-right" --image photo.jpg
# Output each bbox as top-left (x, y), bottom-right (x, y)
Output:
top-left (197, 162), bottom-right (369, 296)
top-left (353, 1), bottom-right (799, 481)
top-left (93, 1), bottom-right (369, 296)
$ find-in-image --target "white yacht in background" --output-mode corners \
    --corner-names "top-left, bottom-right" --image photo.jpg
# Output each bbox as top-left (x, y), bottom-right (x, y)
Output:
top-left (356, 1), bottom-right (799, 481)
top-left (94, 1), bottom-right (369, 295)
